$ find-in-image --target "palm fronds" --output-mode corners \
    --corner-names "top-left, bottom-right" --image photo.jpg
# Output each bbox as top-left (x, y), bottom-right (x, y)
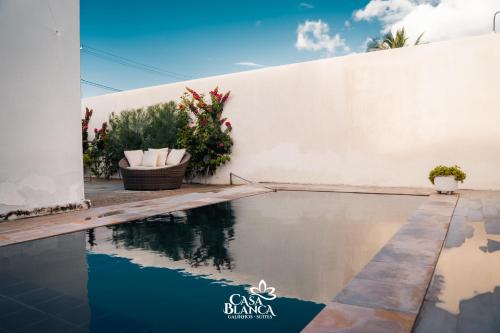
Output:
top-left (366, 27), bottom-right (424, 52)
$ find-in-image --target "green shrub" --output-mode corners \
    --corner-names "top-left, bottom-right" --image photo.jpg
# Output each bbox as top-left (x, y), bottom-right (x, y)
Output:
top-left (83, 89), bottom-right (234, 181)
top-left (428, 165), bottom-right (466, 184)
top-left (82, 107), bottom-right (92, 153)
top-left (177, 87), bottom-right (233, 179)
top-left (82, 152), bottom-right (92, 168)
top-left (84, 101), bottom-right (186, 178)
top-left (88, 122), bottom-right (111, 178)
top-left (81, 108), bottom-right (95, 173)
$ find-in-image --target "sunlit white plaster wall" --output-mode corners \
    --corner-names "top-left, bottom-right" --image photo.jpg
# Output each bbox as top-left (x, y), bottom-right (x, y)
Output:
top-left (83, 33), bottom-right (500, 190)
top-left (0, 0), bottom-right (84, 214)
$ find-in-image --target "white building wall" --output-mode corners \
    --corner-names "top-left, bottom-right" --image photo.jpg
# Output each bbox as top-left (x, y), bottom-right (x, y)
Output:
top-left (83, 33), bottom-right (500, 190)
top-left (0, 0), bottom-right (84, 216)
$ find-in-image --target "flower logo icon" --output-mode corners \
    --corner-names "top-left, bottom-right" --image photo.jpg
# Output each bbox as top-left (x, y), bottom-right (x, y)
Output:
top-left (249, 280), bottom-right (276, 300)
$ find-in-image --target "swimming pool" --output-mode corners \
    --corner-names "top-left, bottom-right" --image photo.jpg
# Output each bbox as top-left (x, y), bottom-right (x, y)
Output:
top-left (0, 191), bottom-right (424, 333)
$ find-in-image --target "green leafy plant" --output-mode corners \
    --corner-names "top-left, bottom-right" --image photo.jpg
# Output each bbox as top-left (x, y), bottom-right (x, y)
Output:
top-left (367, 27), bottom-right (424, 52)
top-left (102, 101), bottom-right (185, 177)
top-left (82, 107), bottom-right (92, 153)
top-left (82, 108), bottom-right (96, 177)
top-left (428, 165), bottom-right (466, 185)
top-left (82, 152), bottom-right (92, 169)
top-left (177, 87), bottom-right (232, 179)
top-left (88, 122), bottom-right (111, 178)
top-left (82, 93), bottom-right (231, 180)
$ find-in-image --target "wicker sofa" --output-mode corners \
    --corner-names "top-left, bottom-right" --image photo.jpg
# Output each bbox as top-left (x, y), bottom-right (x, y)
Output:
top-left (119, 152), bottom-right (191, 190)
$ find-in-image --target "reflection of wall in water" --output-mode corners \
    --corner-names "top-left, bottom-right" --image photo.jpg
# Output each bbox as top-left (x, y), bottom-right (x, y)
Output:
top-left (88, 192), bottom-right (424, 304)
top-left (228, 192), bottom-right (425, 302)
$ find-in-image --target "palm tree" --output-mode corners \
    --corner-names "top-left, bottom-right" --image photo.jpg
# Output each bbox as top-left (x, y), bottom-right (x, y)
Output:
top-left (367, 27), bottom-right (424, 52)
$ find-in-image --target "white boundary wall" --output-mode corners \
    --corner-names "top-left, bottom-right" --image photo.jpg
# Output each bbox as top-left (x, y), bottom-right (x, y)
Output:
top-left (0, 0), bottom-right (84, 215)
top-left (83, 34), bottom-right (500, 190)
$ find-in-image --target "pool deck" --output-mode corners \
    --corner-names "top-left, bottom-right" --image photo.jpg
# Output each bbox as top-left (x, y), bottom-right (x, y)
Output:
top-left (302, 189), bottom-right (500, 333)
top-left (413, 191), bottom-right (500, 333)
top-left (84, 179), bottom-right (234, 208)
top-left (0, 181), bottom-right (499, 332)
top-left (0, 182), bottom-right (272, 247)
top-left (263, 182), bottom-right (432, 196)
top-left (0, 181), bottom-right (431, 247)
top-left (302, 193), bottom-right (458, 333)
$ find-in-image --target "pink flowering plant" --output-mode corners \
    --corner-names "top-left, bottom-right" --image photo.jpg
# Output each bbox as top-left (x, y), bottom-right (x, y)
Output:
top-left (81, 107), bottom-right (94, 171)
top-left (88, 121), bottom-right (113, 178)
top-left (81, 107), bottom-right (112, 178)
top-left (177, 86), bottom-right (233, 178)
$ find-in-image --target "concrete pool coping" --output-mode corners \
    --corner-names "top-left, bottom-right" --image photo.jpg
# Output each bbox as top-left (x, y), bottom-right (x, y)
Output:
top-left (262, 182), bottom-right (433, 196)
top-left (0, 184), bottom-right (273, 247)
top-left (0, 182), bottom-right (453, 332)
top-left (0, 183), bottom-right (432, 247)
top-left (302, 193), bottom-right (458, 333)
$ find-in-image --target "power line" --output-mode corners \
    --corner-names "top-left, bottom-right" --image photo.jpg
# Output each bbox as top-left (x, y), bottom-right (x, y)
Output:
top-left (82, 48), bottom-right (181, 79)
top-left (80, 44), bottom-right (192, 81)
top-left (80, 79), bottom-right (122, 92)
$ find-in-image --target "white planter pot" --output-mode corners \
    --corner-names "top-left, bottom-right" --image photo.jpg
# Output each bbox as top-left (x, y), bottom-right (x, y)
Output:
top-left (434, 176), bottom-right (458, 194)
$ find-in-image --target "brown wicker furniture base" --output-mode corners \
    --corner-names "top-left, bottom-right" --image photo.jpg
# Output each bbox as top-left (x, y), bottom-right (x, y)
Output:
top-left (119, 153), bottom-right (191, 190)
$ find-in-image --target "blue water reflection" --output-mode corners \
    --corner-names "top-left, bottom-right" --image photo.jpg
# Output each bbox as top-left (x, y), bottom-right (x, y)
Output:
top-left (87, 254), bottom-right (322, 333)
top-left (0, 191), bottom-right (424, 332)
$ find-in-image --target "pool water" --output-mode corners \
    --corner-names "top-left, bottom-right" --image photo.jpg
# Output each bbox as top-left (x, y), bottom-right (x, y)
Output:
top-left (0, 191), bottom-right (424, 333)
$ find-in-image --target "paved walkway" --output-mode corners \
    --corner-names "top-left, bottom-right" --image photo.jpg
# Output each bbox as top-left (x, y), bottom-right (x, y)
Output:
top-left (302, 193), bottom-right (458, 333)
top-left (0, 184), bottom-right (272, 247)
top-left (85, 179), bottom-right (231, 207)
top-left (2, 182), bottom-right (499, 332)
top-left (0, 182), bottom-right (428, 248)
top-left (414, 190), bottom-right (500, 333)
top-left (263, 183), bottom-right (432, 196)
top-left (303, 189), bottom-right (500, 333)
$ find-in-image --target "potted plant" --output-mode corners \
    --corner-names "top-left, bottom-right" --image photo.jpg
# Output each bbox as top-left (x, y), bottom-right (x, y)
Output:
top-left (428, 165), bottom-right (466, 194)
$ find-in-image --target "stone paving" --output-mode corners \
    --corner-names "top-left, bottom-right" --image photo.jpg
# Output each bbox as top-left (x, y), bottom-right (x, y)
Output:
top-left (414, 190), bottom-right (500, 333)
top-left (3, 182), bottom-right (499, 332)
top-left (263, 182), bottom-right (432, 196)
top-left (302, 193), bottom-right (458, 333)
top-left (84, 179), bottom-right (232, 208)
top-left (0, 182), bottom-right (431, 248)
top-left (0, 184), bottom-right (272, 247)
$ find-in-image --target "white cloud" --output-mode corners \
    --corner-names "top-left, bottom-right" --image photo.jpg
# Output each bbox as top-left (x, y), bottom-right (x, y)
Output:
top-left (354, 0), bottom-right (417, 26)
top-left (235, 62), bottom-right (266, 68)
top-left (344, 20), bottom-right (351, 28)
top-left (295, 20), bottom-right (349, 55)
top-left (355, 0), bottom-right (500, 43)
top-left (299, 2), bottom-right (315, 9)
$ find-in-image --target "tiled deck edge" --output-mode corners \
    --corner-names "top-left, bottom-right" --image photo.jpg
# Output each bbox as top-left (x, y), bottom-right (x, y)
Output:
top-left (302, 193), bottom-right (459, 333)
top-left (263, 183), bottom-right (432, 196)
top-left (0, 184), bottom-right (274, 247)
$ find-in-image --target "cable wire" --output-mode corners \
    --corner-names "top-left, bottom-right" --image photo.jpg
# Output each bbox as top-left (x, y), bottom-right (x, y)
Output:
top-left (80, 79), bottom-right (122, 92)
top-left (81, 44), bottom-right (192, 81)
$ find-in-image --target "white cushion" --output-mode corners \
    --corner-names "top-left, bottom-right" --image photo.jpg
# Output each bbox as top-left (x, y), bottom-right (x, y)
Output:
top-left (149, 148), bottom-right (169, 166)
top-left (142, 150), bottom-right (158, 167)
top-left (166, 148), bottom-right (186, 165)
top-left (128, 165), bottom-right (164, 170)
top-left (124, 150), bottom-right (143, 167)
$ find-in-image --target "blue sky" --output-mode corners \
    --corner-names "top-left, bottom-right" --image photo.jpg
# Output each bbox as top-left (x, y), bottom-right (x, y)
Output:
top-left (81, 0), bottom-right (382, 97)
top-left (81, 0), bottom-right (500, 97)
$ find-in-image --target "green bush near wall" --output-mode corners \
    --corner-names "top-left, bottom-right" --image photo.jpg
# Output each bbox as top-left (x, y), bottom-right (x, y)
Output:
top-left (103, 101), bottom-right (187, 176)
top-left (84, 88), bottom-right (234, 180)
